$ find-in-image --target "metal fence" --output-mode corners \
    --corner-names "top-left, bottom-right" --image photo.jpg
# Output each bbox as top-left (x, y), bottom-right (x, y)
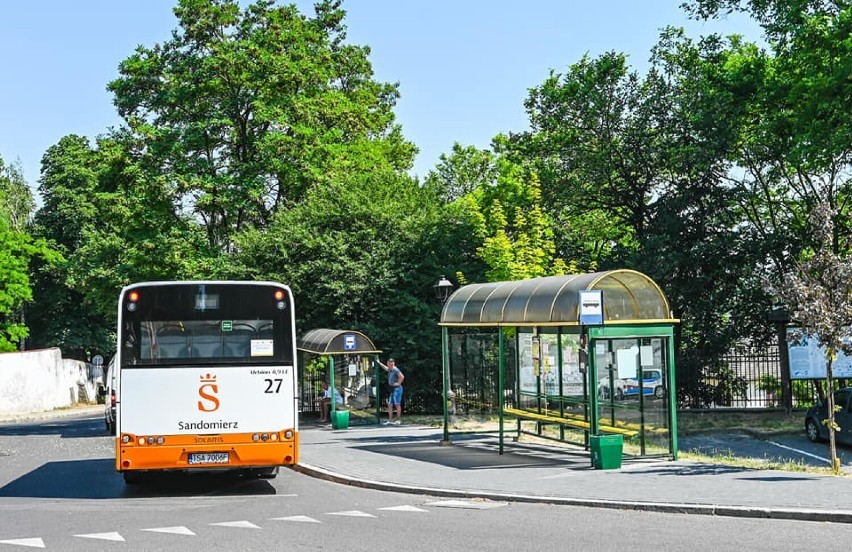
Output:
top-left (676, 344), bottom-right (822, 410)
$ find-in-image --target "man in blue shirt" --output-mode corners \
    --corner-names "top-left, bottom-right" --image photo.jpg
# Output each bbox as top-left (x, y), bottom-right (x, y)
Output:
top-left (379, 358), bottom-right (405, 425)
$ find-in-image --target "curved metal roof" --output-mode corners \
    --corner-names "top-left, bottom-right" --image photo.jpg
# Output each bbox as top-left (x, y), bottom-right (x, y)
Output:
top-left (297, 328), bottom-right (382, 355)
top-left (439, 270), bottom-right (676, 327)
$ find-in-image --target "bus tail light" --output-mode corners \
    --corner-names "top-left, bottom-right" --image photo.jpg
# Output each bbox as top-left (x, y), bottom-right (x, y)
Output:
top-left (283, 430), bottom-right (294, 440)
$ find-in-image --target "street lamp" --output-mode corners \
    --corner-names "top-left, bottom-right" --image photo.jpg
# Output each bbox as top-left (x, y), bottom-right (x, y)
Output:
top-left (435, 275), bottom-right (454, 445)
top-left (434, 275), bottom-right (453, 304)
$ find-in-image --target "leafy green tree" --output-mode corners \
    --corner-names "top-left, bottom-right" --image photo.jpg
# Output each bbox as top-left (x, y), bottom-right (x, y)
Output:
top-left (232, 170), bottom-right (480, 411)
top-left (512, 52), bottom-right (670, 270)
top-left (0, 158), bottom-right (34, 231)
top-left (0, 155), bottom-right (54, 352)
top-left (108, 0), bottom-right (416, 251)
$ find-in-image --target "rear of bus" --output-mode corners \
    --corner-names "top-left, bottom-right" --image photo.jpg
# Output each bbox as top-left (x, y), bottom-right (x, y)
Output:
top-left (115, 281), bottom-right (298, 483)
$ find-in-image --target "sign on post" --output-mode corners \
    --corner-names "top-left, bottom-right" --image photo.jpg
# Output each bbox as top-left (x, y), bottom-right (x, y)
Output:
top-left (579, 289), bottom-right (604, 326)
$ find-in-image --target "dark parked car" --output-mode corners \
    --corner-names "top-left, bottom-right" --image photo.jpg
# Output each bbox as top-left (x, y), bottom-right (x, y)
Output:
top-left (805, 387), bottom-right (852, 445)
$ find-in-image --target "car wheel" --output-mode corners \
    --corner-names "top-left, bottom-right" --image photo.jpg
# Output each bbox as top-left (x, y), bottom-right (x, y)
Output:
top-left (805, 417), bottom-right (822, 443)
top-left (654, 386), bottom-right (665, 399)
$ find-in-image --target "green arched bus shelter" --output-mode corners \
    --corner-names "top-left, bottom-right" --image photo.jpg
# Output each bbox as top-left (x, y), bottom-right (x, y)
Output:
top-left (438, 270), bottom-right (680, 460)
top-left (297, 329), bottom-right (383, 426)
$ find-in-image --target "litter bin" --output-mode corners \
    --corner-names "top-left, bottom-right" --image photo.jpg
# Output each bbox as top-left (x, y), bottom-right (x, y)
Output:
top-left (331, 409), bottom-right (350, 430)
top-left (590, 434), bottom-right (623, 469)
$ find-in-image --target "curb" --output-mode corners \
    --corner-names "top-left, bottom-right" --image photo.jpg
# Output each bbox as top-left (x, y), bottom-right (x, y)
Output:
top-left (292, 462), bottom-right (852, 524)
top-left (0, 405), bottom-right (103, 424)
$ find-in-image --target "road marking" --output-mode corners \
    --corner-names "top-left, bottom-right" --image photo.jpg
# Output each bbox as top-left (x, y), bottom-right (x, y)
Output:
top-left (0, 538), bottom-right (45, 548)
top-left (74, 532), bottom-right (125, 541)
top-left (327, 510), bottom-right (376, 517)
top-left (143, 526), bottom-right (196, 536)
top-left (424, 500), bottom-right (508, 510)
top-left (767, 440), bottom-right (831, 464)
top-left (209, 521), bottom-right (261, 529)
top-left (378, 505), bottom-right (428, 512)
top-left (270, 515), bottom-right (321, 523)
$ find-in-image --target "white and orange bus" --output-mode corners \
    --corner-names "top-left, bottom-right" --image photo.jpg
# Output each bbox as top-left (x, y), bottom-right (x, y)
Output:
top-left (114, 281), bottom-right (298, 484)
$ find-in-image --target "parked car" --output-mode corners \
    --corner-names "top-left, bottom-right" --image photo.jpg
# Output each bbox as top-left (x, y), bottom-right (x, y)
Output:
top-left (598, 374), bottom-right (626, 400)
top-left (98, 357), bottom-right (117, 435)
top-left (805, 387), bottom-right (852, 445)
top-left (623, 369), bottom-right (665, 399)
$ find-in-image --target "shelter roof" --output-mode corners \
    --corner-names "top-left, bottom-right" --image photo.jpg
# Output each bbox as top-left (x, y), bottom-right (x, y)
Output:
top-left (439, 270), bottom-right (677, 327)
top-left (297, 328), bottom-right (382, 355)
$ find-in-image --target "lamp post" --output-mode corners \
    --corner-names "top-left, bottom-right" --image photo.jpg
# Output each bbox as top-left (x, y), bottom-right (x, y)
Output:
top-left (434, 275), bottom-right (454, 444)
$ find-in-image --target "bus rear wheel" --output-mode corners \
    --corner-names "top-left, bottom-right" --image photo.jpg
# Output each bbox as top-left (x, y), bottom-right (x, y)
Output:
top-left (244, 467), bottom-right (279, 479)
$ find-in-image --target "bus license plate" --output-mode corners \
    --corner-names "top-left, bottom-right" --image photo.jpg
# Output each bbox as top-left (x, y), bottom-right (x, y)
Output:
top-left (188, 452), bottom-right (230, 465)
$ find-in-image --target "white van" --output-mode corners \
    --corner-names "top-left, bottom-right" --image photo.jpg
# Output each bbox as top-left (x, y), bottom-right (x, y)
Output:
top-left (97, 357), bottom-right (117, 434)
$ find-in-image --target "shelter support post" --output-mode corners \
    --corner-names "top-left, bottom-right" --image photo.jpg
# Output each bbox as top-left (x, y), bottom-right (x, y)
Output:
top-left (329, 356), bottom-right (336, 417)
top-left (441, 326), bottom-right (451, 445)
top-left (498, 327), bottom-right (505, 455)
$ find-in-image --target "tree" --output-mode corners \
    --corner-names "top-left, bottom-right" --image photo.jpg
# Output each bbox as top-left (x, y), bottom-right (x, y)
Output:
top-left (774, 201), bottom-right (851, 474)
top-left (231, 170), bottom-right (480, 412)
top-left (108, 0), bottom-right (416, 252)
top-left (511, 52), bottom-right (670, 270)
top-left (0, 155), bottom-right (54, 352)
top-left (0, 158), bottom-right (35, 231)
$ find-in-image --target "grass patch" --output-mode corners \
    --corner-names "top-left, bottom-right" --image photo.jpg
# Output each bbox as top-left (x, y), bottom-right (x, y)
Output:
top-left (677, 410), bottom-right (803, 435)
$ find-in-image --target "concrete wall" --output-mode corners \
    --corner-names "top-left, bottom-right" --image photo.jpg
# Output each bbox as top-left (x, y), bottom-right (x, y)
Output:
top-left (0, 348), bottom-right (102, 415)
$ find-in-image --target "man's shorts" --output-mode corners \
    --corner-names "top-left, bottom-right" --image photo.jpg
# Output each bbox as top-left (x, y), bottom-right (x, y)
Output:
top-left (389, 386), bottom-right (404, 406)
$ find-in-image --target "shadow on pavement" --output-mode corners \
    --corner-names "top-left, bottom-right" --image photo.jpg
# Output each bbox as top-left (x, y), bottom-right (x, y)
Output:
top-left (0, 458), bottom-right (278, 499)
top-left (0, 416), bottom-right (105, 439)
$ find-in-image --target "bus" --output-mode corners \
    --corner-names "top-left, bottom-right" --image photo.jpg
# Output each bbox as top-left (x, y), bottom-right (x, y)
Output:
top-left (114, 281), bottom-right (298, 484)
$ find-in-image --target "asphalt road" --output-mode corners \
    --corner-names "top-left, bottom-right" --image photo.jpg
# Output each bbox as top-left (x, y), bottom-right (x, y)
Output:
top-left (680, 429), bottom-right (852, 471)
top-left (1, 412), bottom-right (851, 550)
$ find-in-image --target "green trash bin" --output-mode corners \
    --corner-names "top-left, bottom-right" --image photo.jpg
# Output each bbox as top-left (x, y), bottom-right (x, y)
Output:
top-left (590, 434), bottom-right (623, 469)
top-left (331, 409), bottom-right (350, 430)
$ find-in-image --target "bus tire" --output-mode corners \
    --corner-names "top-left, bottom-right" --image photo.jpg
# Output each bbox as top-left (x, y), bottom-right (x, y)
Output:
top-left (247, 467), bottom-right (279, 479)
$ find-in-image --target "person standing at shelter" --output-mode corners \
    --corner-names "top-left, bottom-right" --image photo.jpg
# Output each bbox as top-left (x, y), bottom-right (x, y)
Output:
top-left (378, 358), bottom-right (404, 425)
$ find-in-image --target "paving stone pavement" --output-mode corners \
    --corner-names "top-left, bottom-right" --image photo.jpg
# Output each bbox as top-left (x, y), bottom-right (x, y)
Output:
top-left (295, 422), bottom-right (852, 524)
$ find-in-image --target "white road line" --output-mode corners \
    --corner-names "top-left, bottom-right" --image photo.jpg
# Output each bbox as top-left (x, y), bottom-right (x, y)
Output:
top-left (378, 505), bottom-right (428, 512)
top-left (209, 521), bottom-right (261, 529)
top-left (270, 515), bottom-right (321, 523)
top-left (327, 510), bottom-right (376, 517)
top-left (143, 526), bottom-right (196, 536)
top-left (424, 500), bottom-right (508, 510)
top-left (0, 538), bottom-right (45, 548)
top-left (73, 532), bottom-right (125, 541)
top-left (767, 440), bottom-right (831, 464)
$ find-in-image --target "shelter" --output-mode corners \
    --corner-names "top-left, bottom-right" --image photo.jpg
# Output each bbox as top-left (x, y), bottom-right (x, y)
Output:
top-left (438, 270), bottom-right (680, 461)
top-left (297, 329), bottom-right (383, 426)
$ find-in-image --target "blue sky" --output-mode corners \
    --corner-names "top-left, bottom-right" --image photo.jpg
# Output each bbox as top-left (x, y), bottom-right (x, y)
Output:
top-left (0, 1), bottom-right (762, 197)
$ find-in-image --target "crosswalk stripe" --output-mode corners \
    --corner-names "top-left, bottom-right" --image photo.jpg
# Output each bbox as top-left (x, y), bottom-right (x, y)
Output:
top-left (269, 515), bottom-right (321, 523)
top-left (424, 500), bottom-right (508, 510)
top-left (73, 532), bottom-right (125, 541)
top-left (378, 505), bottom-right (428, 512)
top-left (327, 510), bottom-right (376, 517)
top-left (143, 526), bottom-right (196, 536)
top-left (0, 538), bottom-right (45, 549)
top-left (209, 521), bottom-right (261, 529)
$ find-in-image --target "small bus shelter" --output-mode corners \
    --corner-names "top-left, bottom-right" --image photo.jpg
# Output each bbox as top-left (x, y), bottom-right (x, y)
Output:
top-left (438, 270), bottom-right (680, 463)
top-left (297, 329), bottom-right (382, 428)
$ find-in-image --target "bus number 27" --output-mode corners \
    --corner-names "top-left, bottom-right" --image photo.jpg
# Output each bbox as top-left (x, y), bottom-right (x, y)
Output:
top-left (264, 378), bottom-right (283, 393)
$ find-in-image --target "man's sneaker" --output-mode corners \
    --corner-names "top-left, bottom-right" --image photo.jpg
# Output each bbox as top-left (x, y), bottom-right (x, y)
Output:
top-left (382, 421), bottom-right (391, 425)
top-left (391, 420), bottom-right (401, 425)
